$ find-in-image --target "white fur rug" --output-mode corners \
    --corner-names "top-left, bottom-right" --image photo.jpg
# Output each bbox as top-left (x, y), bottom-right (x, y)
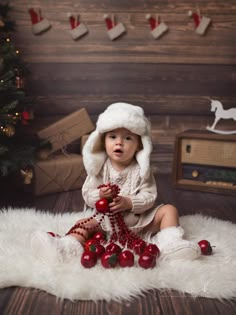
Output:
top-left (0, 208), bottom-right (236, 301)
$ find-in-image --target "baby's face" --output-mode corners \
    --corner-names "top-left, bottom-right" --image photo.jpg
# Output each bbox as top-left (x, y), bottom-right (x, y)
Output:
top-left (104, 128), bottom-right (140, 170)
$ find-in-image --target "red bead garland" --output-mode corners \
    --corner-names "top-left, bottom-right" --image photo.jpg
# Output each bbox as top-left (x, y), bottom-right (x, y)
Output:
top-left (66, 183), bottom-right (147, 249)
top-left (66, 182), bottom-right (160, 269)
top-left (65, 212), bottom-right (105, 240)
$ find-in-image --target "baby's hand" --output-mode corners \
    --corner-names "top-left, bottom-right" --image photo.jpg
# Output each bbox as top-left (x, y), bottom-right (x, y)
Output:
top-left (99, 186), bottom-right (113, 200)
top-left (109, 196), bottom-right (132, 213)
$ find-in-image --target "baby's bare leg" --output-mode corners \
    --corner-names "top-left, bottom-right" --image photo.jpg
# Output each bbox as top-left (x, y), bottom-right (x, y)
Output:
top-left (69, 218), bottom-right (100, 243)
top-left (143, 204), bottom-right (179, 235)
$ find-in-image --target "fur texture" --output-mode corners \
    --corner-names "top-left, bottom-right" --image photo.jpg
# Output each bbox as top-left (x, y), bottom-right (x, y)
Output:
top-left (0, 208), bottom-right (236, 301)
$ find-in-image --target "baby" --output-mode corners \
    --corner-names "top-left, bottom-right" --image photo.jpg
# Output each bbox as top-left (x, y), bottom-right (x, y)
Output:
top-left (31, 103), bottom-right (200, 263)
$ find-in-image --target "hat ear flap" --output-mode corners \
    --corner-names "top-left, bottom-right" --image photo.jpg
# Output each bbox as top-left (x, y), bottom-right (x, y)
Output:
top-left (136, 134), bottom-right (152, 179)
top-left (82, 130), bottom-right (107, 176)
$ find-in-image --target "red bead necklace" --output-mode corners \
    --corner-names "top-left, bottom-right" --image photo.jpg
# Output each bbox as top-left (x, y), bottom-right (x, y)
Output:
top-left (66, 183), bottom-right (144, 249)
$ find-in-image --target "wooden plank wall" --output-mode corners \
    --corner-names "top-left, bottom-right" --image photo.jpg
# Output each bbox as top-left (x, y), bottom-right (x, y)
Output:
top-left (10, 0), bottom-right (236, 172)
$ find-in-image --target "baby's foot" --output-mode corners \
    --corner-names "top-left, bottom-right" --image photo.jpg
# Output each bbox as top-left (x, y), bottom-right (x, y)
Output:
top-left (30, 231), bottom-right (83, 264)
top-left (152, 226), bottom-right (201, 261)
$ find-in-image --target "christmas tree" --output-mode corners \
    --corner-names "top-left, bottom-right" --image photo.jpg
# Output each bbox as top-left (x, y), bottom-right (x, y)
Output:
top-left (0, 3), bottom-right (39, 179)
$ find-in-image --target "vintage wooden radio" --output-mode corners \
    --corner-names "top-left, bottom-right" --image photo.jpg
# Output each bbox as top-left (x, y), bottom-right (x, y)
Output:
top-left (172, 130), bottom-right (236, 195)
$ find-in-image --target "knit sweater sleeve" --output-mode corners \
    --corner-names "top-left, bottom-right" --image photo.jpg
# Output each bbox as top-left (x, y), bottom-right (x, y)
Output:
top-left (130, 172), bottom-right (158, 214)
top-left (82, 175), bottom-right (102, 208)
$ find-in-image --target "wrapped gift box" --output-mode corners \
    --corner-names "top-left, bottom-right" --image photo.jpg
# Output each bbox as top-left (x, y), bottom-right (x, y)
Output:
top-left (37, 108), bottom-right (94, 155)
top-left (34, 154), bottom-right (86, 196)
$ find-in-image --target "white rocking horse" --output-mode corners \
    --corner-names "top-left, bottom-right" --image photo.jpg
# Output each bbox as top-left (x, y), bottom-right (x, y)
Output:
top-left (206, 99), bottom-right (236, 134)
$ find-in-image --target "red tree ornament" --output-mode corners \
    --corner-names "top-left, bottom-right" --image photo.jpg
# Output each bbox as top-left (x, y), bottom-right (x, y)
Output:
top-left (21, 111), bottom-right (31, 125)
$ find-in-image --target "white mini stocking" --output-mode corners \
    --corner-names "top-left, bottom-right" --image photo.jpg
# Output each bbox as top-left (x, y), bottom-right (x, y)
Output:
top-left (152, 226), bottom-right (201, 261)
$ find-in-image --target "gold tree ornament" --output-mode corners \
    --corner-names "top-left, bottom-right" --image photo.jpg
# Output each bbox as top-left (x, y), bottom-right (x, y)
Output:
top-left (20, 169), bottom-right (33, 185)
top-left (4, 124), bottom-right (15, 137)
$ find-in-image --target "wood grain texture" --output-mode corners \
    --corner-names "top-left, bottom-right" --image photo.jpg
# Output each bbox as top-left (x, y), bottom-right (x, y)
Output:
top-left (26, 63), bottom-right (236, 115)
top-left (8, 0), bottom-right (236, 173)
top-left (11, 1), bottom-right (236, 64)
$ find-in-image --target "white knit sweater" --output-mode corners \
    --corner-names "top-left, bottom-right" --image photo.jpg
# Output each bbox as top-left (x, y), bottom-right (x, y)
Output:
top-left (82, 158), bottom-right (160, 232)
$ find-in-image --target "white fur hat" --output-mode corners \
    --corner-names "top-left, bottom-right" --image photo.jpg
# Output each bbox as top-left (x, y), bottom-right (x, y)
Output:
top-left (82, 102), bottom-right (152, 179)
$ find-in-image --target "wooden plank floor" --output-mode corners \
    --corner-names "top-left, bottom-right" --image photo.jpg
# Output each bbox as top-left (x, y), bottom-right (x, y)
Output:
top-left (0, 173), bottom-right (236, 315)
